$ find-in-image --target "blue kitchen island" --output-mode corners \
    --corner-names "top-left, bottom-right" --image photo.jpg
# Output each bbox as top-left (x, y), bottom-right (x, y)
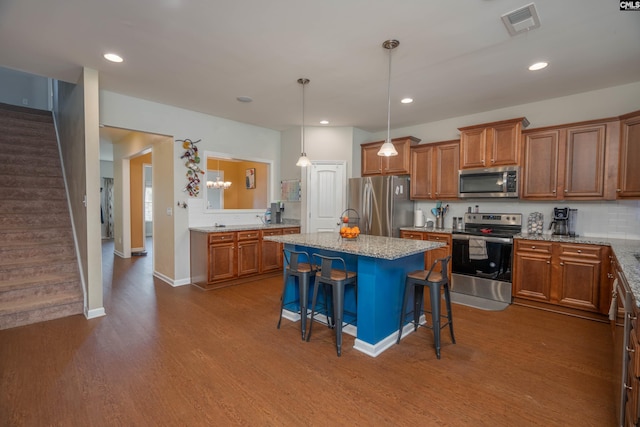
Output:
top-left (264, 232), bottom-right (444, 357)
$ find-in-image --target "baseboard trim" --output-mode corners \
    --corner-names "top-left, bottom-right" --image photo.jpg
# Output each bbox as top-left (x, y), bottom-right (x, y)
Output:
top-left (85, 307), bottom-right (106, 319)
top-left (353, 315), bottom-right (426, 357)
top-left (114, 249), bottom-right (125, 258)
top-left (153, 271), bottom-right (190, 287)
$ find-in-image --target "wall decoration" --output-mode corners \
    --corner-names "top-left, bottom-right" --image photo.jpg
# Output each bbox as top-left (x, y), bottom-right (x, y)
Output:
top-left (245, 168), bottom-right (256, 189)
top-left (281, 179), bottom-right (301, 202)
top-left (178, 138), bottom-right (204, 197)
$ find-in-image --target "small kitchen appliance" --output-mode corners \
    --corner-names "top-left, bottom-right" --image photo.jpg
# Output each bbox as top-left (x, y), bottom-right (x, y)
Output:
top-left (549, 207), bottom-right (577, 236)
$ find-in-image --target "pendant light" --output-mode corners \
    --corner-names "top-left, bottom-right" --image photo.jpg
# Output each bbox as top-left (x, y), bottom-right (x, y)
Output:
top-left (295, 78), bottom-right (311, 167)
top-left (377, 39), bottom-right (399, 157)
top-left (207, 158), bottom-right (232, 190)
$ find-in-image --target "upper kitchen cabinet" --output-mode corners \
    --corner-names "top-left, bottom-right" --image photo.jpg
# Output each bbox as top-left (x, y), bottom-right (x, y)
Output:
top-left (361, 136), bottom-right (420, 176)
top-left (410, 140), bottom-right (460, 200)
top-left (458, 117), bottom-right (529, 169)
top-left (521, 118), bottom-right (619, 200)
top-left (617, 110), bottom-right (640, 198)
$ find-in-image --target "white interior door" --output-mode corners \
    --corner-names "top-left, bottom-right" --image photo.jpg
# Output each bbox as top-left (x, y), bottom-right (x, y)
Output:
top-left (306, 161), bottom-right (346, 233)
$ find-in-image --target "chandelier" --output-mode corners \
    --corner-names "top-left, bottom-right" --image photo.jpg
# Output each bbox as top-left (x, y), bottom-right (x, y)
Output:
top-left (207, 159), bottom-right (232, 190)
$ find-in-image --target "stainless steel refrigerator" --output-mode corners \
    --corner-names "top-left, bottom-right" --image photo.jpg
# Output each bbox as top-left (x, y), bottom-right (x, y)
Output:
top-left (348, 176), bottom-right (414, 237)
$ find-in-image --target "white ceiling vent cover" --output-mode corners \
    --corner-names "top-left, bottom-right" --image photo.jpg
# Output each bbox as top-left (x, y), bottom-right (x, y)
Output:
top-left (501, 3), bottom-right (541, 36)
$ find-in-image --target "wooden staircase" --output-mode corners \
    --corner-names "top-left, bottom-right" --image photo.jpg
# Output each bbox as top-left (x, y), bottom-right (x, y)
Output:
top-left (0, 103), bottom-right (84, 329)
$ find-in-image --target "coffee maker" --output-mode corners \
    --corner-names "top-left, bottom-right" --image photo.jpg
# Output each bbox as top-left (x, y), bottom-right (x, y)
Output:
top-left (549, 207), bottom-right (577, 236)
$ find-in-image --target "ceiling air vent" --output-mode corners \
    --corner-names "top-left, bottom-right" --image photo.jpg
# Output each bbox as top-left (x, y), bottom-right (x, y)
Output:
top-left (501, 3), bottom-right (540, 36)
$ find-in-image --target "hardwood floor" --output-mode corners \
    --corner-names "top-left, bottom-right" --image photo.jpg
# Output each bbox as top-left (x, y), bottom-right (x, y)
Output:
top-left (0, 239), bottom-right (615, 426)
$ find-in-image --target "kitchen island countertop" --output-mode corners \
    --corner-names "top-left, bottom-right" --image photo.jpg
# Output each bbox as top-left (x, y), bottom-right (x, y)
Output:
top-left (263, 232), bottom-right (444, 261)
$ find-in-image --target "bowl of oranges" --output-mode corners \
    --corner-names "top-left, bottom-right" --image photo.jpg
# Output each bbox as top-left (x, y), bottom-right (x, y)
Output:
top-left (338, 209), bottom-right (360, 239)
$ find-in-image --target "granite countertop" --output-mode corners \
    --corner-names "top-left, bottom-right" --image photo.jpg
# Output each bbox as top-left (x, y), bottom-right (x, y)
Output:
top-left (516, 233), bottom-right (640, 306)
top-left (190, 223), bottom-right (300, 233)
top-left (263, 232), bottom-right (445, 261)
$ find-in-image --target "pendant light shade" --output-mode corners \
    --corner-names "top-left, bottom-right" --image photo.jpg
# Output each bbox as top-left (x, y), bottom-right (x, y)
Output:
top-left (296, 78), bottom-right (312, 167)
top-left (378, 39), bottom-right (399, 157)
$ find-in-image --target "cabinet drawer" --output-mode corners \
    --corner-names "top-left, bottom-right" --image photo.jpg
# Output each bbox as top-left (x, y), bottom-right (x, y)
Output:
top-left (516, 240), bottom-right (552, 253)
top-left (208, 232), bottom-right (236, 244)
top-left (400, 231), bottom-right (425, 240)
top-left (282, 227), bottom-right (300, 235)
top-left (261, 229), bottom-right (283, 238)
top-left (237, 230), bottom-right (260, 241)
top-left (426, 233), bottom-right (451, 244)
top-left (558, 244), bottom-right (601, 258)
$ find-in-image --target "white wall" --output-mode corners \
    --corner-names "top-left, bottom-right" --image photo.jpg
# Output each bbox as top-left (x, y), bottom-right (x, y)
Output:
top-left (99, 91), bottom-right (281, 284)
top-left (0, 67), bottom-right (50, 110)
top-left (100, 160), bottom-right (114, 179)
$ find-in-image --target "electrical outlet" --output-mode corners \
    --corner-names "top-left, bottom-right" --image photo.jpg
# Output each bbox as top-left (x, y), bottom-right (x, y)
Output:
top-left (22, 98), bottom-right (28, 105)
top-left (166, 207), bottom-right (173, 216)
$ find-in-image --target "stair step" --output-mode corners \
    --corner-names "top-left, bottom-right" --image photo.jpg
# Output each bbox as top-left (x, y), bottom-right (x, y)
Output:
top-left (0, 163), bottom-right (63, 178)
top-left (0, 187), bottom-right (67, 200)
top-left (0, 213), bottom-right (71, 229)
top-left (0, 227), bottom-right (73, 244)
top-left (0, 257), bottom-right (78, 282)
top-left (0, 298), bottom-right (84, 330)
top-left (0, 140), bottom-right (58, 157)
top-left (0, 174), bottom-right (65, 189)
top-left (0, 272), bottom-right (81, 298)
top-left (0, 242), bottom-right (76, 263)
top-left (0, 151), bottom-right (60, 168)
top-left (0, 103), bottom-right (53, 120)
top-left (0, 132), bottom-right (57, 147)
top-left (0, 199), bottom-right (69, 214)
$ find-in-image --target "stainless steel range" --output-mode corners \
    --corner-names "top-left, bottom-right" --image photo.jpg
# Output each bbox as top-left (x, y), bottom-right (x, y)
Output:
top-left (451, 212), bottom-right (522, 304)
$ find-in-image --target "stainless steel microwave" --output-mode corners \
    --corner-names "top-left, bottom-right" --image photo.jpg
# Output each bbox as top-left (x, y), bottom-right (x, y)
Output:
top-left (458, 166), bottom-right (519, 198)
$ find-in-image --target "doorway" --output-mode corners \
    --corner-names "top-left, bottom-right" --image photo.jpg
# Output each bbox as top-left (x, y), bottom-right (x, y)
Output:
top-left (305, 160), bottom-right (347, 233)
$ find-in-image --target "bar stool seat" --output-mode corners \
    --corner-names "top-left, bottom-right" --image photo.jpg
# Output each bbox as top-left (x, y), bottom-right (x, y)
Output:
top-left (306, 254), bottom-right (357, 357)
top-left (277, 249), bottom-right (316, 340)
top-left (396, 256), bottom-right (455, 359)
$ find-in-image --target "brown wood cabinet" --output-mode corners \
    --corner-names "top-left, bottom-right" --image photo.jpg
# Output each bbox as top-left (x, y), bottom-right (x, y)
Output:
top-left (260, 228), bottom-right (284, 272)
top-left (618, 110), bottom-right (640, 198)
top-left (521, 119), bottom-right (620, 200)
top-left (361, 136), bottom-right (420, 176)
top-left (513, 239), bottom-right (610, 317)
top-left (190, 226), bottom-right (300, 290)
top-left (400, 230), bottom-right (452, 278)
top-left (458, 117), bottom-right (528, 169)
top-left (208, 232), bottom-right (236, 283)
top-left (410, 140), bottom-right (459, 200)
top-left (237, 230), bottom-right (260, 277)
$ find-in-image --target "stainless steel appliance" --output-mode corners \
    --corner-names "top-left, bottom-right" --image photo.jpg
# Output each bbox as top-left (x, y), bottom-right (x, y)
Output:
top-left (549, 207), bottom-right (577, 236)
top-left (458, 166), bottom-right (519, 198)
top-left (451, 212), bottom-right (522, 303)
top-left (348, 176), bottom-right (413, 237)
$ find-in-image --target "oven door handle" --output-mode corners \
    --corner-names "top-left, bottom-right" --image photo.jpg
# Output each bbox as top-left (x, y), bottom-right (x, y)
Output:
top-left (452, 234), bottom-right (513, 244)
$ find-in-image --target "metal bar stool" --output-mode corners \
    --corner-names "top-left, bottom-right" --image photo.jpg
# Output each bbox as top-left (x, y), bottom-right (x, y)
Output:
top-left (277, 249), bottom-right (316, 340)
top-left (306, 254), bottom-right (357, 356)
top-left (396, 256), bottom-right (455, 359)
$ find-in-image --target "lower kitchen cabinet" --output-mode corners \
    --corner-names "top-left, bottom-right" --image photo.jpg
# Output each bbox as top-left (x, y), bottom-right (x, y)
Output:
top-left (260, 228), bottom-right (283, 272)
top-left (237, 230), bottom-right (260, 277)
top-left (190, 226), bottom-right (300, 290)
top-left (400, 230), bottom-right (452, 278)
top-left (513, 239), bottom-right (610, 316)
top-left (208, 232), bottom-right (236, 283)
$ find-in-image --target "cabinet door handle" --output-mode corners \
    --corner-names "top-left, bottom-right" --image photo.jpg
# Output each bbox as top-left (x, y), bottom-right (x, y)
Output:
top-left (626, 346), bottom-right (635, 353)
top-left (629, 313), bottom-right (638, 321)
top-left (577, 250), bottom-right (582, 253)
top-left (617, 189), bottom-right (622, 192)
top-left (531, 246), bottom-right (536, 249)
top-left (559, 262), bottom-right (564, 266)
top-left (546, 261), bottom-right (550, 264)
top-left (491, 159), bottom-right (495, 163)
top-left (552, 190), bottom-right (556, 194)
top-left (625, 383), bottom-right (633, 391)
top-left (564, 189), bottom-right (568, 193)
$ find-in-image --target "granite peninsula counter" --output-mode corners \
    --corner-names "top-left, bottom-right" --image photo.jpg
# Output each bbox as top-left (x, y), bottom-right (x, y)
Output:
top-left (264, 232), bottom-right (445, 357)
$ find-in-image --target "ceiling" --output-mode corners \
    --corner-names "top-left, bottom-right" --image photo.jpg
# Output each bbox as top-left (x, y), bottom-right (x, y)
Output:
top-left (1, 0), bottom-right (639, 139)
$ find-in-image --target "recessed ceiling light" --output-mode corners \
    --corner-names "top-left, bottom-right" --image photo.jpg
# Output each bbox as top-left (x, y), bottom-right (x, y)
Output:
top-left (320, 120), bottom-right (329, 125)
top-left (401, 98), bottom-right (413, 104)
top-left (236, 96), bottom-right (253, 103)
top-left (103, 53), bottom-right (123, 63)
top-left (528, 61), bottom-right (548, 71)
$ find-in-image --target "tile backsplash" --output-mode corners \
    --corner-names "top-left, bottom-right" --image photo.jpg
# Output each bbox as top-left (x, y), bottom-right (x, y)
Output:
top-left (415, 199), bottom-right (640, 240)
